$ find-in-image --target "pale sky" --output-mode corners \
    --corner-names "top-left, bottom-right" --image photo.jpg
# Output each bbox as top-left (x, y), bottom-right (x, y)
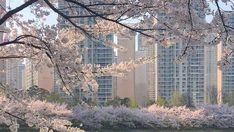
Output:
top-left (6, 0), bottom-right (234, 25)
top-left (5, 0), bottom-right (234, 53)
top-left (7, 0), bottom-right (57, 25)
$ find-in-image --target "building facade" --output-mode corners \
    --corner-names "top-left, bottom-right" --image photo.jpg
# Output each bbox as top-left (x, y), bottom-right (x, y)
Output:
top-left (24, 59), bottom-right (54, 91)
top-left (219, 11), bottom-right (234, 103)
top-left (147, 7), bottom-right (218, 105)
top-left (115, 33), bottom-right (148, 106)
top-left (0, 0), bottom-right (6, 86)
top-left (6, 59), bottom-right (25, 90)
top-left (149, 40), bottom-right (217, 105)
top-left (56, 0), bottom-right (114, 105)
top-left (115, 33), bottom-right (136, 102)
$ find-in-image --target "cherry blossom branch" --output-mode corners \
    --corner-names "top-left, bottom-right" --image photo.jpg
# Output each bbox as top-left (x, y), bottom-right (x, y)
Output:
top-left (44, 0), bottom-right (94, 39)
top-left (187, 0), bottom-right (193, 30)
top-left (215, 0), bottom-right (228, 44)
top-left (0, 55), bottom-right (29, 59)
top-left (0, 35), bottom-right (46, 50)
top-left (64, 0), bottom-right (154, 38)
top-left (43, 43), bottom-right (74, 96)
top-left (85, 2), bottom-right (128, 7)
top-left (0, 0), bottom-right (38, 25)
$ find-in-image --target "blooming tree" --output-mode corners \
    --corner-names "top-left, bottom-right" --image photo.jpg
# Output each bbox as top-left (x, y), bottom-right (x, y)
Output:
top-left (0, 83), bottom-right (85, 132)
top-left (72, 104), bottom-right (234, 130)
top-left (1, 0), bottom-right (234, 91)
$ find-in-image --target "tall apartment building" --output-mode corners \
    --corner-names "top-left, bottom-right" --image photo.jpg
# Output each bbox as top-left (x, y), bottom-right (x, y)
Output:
top-left (0, 0), bottom-right (6, 86)
top-left (115, 33), bottom-right (148, 106)
top-left (148, 8), bottom-right (217, 105)
top-left (148, 40), bottom-right (218, 105)
top-left (0, 60), bottom-right (6, 85)
top-left (216, 11), bottom-right (234, 104)
top-left (116, 33), bottom-right (136, 100)
top-left (57, 0), bottom-right (114, 104)
top-left (135, 35), bottom-right (148, 106)
top-left (142, 36), bottom-right (157, 101)
top-left (6, 59), bottom-right (25, 90)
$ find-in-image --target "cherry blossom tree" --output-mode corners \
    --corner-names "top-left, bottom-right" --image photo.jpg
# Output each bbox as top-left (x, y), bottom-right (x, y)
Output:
top-left (1, 0), bottom-right (233, 91)
top-left (72, 104), bottom-right (234, 130)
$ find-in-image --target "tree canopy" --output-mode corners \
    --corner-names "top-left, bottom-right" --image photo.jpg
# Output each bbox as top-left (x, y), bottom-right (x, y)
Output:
top-left (1, 0), bottom-right (234, 92)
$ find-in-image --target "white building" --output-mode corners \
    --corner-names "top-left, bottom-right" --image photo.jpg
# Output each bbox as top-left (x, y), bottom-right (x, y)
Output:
top-left (148, 7), bottom-right (218, 105)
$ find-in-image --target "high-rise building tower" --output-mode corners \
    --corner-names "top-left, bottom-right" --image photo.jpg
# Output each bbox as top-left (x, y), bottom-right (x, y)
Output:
top-left (148, 7), bottom-right (217, 105)
top-left (115, 33), bottom-right (136, 101)
top-left (0, 0), bottom-right (6, 86)
top-left (6, 59), bottom-right (25, 90)
top-left (57, 0), bottom-right (114, 104)
top-left (149, 40), bottom-right (217, 105)
top-left (216, 11), bottom-right (234, 104)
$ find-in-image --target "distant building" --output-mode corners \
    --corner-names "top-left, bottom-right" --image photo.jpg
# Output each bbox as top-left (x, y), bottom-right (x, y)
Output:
top-left (24, 59), bottom-right (54, 91)
top-left (148, 8), bottom-right (217, 105)
top-left (217, 11), bottom-right (234, 104)
top-left (149, 40), bottom-right (218, 105)
top-left (116, 33), bottom-right (136, 100)
top-left (6, 59), bottom-right (25, 90)
top-left (135, 35), bottom-right (148, 106)
top-left (0, 0), bottom-right (6, 86)
top-left (0, 60), bottom-right (6, 86)
top-left (115, 33), bottom-right (148, 106)
top-left (57, 0), bottom-right (115, 105)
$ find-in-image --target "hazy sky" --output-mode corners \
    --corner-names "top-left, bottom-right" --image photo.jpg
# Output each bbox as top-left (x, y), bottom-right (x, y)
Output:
top-left (5, 0), bottom-right (234, 53)
top-left (5, 0), bottom-right (234, 25)
top-left (7, 0), bottom-right (57, 25)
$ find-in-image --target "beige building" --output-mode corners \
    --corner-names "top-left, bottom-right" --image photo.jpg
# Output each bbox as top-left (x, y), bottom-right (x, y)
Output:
top-left (216, 42), bottom-right (223, 104)
top-left (135, 49), bottom-right (148, 106)
top-left (115, 34), bottom-right (148, 106)
top-left (116, 33), bottom-right (136, 100)
top-left (216, 11), bottom-right (234, 104)
top-left (24, 59), bottom-right (54, 91)
top-left (136, 35), bottom-right (151, 105)
top-left (204, 46), bottom-right (218, 104)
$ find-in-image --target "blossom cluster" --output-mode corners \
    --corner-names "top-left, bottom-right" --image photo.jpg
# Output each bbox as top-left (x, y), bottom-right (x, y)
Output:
top-left (0, 96), bottom-right (83, 132)
top-left (72, 104), bottom-right (234, 130)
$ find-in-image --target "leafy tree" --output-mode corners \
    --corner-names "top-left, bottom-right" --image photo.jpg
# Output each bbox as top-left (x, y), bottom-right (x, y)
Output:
top-left (105, 97), bottom-right (122, 107)
top-left (27, 85), bottom-right (50, 101)
top-left (145, 99), bottom-right (155, 107)
top-left (208, 86), bottom-right (217, 105)
top-left (119, 97), bottom-right (130, 106)
top-left (223, 92), bottom-right (234, 106)
top-left (105, 97), bottom-right (138, 108)
top-left (127, 99), bottom-right (138, 108)
top-left (46, 92), bottom-right (65, 104)
top-left (156, 97), bottom-right (168, 106)
top-left (170, 91), bottom-right (188, 107)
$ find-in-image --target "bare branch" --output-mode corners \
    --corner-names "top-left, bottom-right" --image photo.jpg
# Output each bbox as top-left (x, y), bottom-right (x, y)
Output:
top-left (215, 0), bottom-right (228, 45)
top-left (0, 0), bottom-right (38, 25)
top-left (64, 0), bottom-right (154, 38)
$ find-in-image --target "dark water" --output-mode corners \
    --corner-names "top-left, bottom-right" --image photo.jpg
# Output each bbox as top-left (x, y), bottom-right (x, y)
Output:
top-left (98, 128), bottom-right (234, 132)
top-left (0, 127), bottom-right (233, 132)
top-left (0, 127), bottom-right (38, 132)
